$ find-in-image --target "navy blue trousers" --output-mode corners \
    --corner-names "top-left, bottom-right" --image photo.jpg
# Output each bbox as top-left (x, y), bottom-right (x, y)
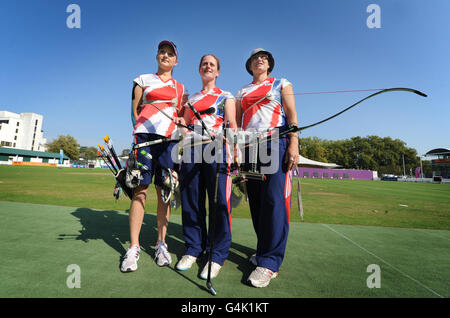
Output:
top-left (180, 143), bottom-right (232, 265)
top-left (244, 136), bottom-right (292, 272)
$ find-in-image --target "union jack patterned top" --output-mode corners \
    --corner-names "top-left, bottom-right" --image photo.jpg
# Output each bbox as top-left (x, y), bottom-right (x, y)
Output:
top-left (184, 87), bottom-right (234, 134)
top-left (132, 73), bottom-right (187, 137)
top-left (235, 77), bottom-right (292, 131)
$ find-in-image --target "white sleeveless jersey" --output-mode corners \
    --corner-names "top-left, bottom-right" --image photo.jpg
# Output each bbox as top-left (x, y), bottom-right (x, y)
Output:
top-left (133, 73), bottom-right (187, 137)
top-left (235, 77), bottom-right (291, 131)
top-left (185, 87), bottom-right (234, 134)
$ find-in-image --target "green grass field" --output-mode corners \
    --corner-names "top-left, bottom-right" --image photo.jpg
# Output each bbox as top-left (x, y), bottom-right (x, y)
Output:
top-left (1, 165), bottom-right (449, 229)
top-left (0, 165), bottom-right (449, 299)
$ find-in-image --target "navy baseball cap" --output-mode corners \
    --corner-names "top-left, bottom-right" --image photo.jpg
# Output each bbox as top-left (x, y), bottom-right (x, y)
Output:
top-left (158, 40), bottom-right (178, 58)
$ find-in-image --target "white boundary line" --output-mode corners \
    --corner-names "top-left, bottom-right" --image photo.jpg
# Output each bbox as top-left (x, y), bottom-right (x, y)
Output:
top-left (322, 223), bottom-right (444, 298)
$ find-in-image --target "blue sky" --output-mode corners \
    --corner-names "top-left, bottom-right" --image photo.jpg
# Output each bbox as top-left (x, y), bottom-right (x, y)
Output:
top-left (1, 0), bottom-right (449, 157)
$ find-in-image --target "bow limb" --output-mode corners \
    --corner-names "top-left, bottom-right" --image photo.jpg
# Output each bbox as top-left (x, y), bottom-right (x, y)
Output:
top-left (298, 87), bottom-right (427, 131)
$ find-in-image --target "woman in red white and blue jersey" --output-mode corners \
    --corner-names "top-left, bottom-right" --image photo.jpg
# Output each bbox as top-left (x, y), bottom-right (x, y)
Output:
top-left (120, 40), bottom-right (188, 273)
top-left (175, 54), bottom-right (236, 280)
top-left (235, 48), bottom-right (300, 288)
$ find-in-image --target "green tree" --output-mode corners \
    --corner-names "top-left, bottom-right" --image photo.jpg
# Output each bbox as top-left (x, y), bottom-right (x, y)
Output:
top-left (298, 135), bottom-right (420, 176)
top-left (46, 135), bottom-right (80, 160)
top-left (299, 137), bottom-right (328, 162)
top-left (79, 146), bottom-right (98, 161)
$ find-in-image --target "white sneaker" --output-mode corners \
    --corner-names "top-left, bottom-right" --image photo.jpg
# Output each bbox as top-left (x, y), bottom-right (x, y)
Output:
top-left (249, 253), bottom-right (257, 266)
top-left (200, 261), bottom-right (222, 280)
top-left (248, 266), bottom-right (278, 288)
top-left (154, 241), bottom-right (172, 267)
top-left (120, 245), bottom-right (140, 272)
top-left (176, 255), bottom-right (197, 271)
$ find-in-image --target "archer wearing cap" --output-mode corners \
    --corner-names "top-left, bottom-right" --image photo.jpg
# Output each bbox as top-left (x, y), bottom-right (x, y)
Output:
top-left (121, 40), bottom-right (188, 273)
top-left (235, 48), bottom-right (299, 288)
top-left (245, 48), bottom-right (275, 75)
top-left (158, 40), bottom-right (178, 59)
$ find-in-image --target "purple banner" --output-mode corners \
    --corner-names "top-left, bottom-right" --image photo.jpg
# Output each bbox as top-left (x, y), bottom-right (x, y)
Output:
top-left (296, 167), bottom-right (375, 180)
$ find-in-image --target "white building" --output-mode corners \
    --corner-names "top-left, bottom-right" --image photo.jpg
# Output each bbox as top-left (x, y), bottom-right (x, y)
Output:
top-left (0, 111), bottom-right (47, 151)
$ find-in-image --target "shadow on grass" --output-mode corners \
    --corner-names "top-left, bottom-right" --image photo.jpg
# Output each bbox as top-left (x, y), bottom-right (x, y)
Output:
top-left (58, 207), bottom-right (257, 291)
top-left (229, 241), bottom-right (257, 286)
top-left (58, 208), bottom-right (187, 262)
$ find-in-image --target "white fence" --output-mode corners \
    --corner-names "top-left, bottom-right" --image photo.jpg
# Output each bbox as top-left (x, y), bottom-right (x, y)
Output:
top-left (397, 177), bottom-right (450, 184)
